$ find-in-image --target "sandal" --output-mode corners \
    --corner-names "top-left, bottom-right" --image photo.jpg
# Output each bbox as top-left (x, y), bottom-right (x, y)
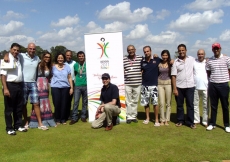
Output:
top-left (165, 122), bottom-right (169, 126)
top-left (38, 126), bottom-right (49, 130)
top-left (24, 124), bottom-right (29, 130)
top-left (175, 123), bottom-right (182, 127)
top-left (154, 122), bottom-right (160, 127)
top-left (143, 120), bottom-right (149, 124)
top-left (160, 121), bottom-right (164, 126)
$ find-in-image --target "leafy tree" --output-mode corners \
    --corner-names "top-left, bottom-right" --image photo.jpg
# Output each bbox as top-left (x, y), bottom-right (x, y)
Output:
top-left (50, 45), bottom-right (67, 57)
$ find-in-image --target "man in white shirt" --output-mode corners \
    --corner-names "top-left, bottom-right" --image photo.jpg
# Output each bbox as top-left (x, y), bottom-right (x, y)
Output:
top-left (65, 50), bottom-right (76, 120)
top-left (193, 49), bottom-right (209, 127)
top-left (1, 43), bottom-right (27, 135)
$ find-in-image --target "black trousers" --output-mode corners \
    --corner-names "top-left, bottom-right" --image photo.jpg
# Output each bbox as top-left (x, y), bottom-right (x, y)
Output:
top-left (209, 82), bottom-right (229, 127)
top-left (175, 87), bottom-right (195, 125)
top-left (66, 80), bottom-right (74, 120)
top-left (4, 82), bottom-right (23, 131)
top-left (51, 87), bottom-right (70, 123)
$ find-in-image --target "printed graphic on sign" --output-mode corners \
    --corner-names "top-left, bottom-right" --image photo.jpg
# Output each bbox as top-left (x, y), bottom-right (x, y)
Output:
top-left (97, 37), bottom-right (109, 59)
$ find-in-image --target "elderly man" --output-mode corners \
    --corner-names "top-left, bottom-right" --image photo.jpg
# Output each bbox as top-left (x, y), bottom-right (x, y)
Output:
top-left (1, 43), bottom-right (27, 135)
top-left (123, 45), bottom-right (142, 124)
top-left (91, 73), bottom-right (121, 131)
top-left (65, 50), bottom-right (76, 120)
top-left (206, 43), bottom-right (230, 133)
top-left (171, 44), bottom-right (196, 129)
top-left (193, 49), bottom-right (209, 127)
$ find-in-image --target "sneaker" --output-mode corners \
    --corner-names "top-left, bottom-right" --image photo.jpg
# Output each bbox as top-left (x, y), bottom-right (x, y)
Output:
top-left (206, 125), bottom-right (215, 131)
top-left (38, 126), bottom-right (49, 130)
top-left (7, 130), bottom-right (16, 135)
top-left (126, 120), bottom-right (132, 124)
top-left (69, 120), bottom-right (77, 125)
top-left (16, 127), bottom-right (27, 132)
top-left (154, 122), bottom-right (160, 127)
top-left (131, 119), bottom-right (138, 123)
top-left (225, 127), bottom-right (230, 133)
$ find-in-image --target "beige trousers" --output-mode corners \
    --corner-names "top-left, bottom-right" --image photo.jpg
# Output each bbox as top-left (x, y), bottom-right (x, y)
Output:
top-left (91, 104), bottom-right (121, 128)
top-left (125, 85), bottom-right (141, 120)
top-left (158, 79), bottom-right (172, 122)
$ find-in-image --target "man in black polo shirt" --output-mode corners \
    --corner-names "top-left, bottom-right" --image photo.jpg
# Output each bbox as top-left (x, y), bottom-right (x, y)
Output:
top-left (141, 46), bottom-right (161, 126)
top-left (91, 73), bottom-right (121, 131)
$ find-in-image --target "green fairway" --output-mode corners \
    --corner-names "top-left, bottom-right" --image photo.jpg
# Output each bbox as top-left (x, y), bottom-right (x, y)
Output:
top-left (0, 90), bottom-right (230, 162)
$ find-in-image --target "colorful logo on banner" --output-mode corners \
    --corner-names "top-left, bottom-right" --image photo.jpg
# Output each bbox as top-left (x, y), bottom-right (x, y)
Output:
top-left (97, 38), bottom-right (109, 58)
top-left (97, 38), bottom-right (109, 69)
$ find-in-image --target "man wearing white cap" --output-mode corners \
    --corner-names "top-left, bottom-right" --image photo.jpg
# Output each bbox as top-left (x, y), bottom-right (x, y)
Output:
top-left (206, 43), bottom-right (230, 133)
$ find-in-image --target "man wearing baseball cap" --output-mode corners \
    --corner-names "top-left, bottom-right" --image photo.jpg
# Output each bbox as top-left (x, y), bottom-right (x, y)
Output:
top-left (91, 73), bottom-right (121, 131)
top-left (206, 43), bottom-right (230, 133)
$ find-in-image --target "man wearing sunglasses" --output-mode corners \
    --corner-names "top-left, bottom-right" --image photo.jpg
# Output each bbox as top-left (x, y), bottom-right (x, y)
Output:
top-left (91, 73), bottom-right (121, 131)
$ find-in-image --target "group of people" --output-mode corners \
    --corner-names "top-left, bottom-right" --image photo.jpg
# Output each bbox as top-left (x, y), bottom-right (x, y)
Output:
top-left (1, 41), bottom-right (230, 135)
top-left (124, 43), bottom-right (230, 133)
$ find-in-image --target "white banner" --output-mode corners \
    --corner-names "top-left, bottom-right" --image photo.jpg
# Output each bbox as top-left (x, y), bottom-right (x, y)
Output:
top-left (84, 32), bottom-right (126, 122)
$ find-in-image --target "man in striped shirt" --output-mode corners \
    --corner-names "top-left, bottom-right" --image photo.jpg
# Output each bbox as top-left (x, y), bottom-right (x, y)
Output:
top-left (123, 45), bottom-right (142, 124)
top-left (206, 43), bottom-right (230, 133)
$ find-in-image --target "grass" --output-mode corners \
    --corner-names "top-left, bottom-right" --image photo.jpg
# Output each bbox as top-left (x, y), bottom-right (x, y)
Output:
top-left (0, 88), bottom-right (230, 162)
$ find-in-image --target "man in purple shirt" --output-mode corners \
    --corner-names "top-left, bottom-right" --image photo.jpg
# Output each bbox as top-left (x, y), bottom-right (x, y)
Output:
top-left (171, 44), bottom-right (196, 129)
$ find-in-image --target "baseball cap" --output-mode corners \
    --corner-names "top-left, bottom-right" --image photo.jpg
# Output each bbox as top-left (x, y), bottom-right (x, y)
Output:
top-left (212, 43), bottom-right (221, 49)
top-left (101, 73), bottom-right (110, 79)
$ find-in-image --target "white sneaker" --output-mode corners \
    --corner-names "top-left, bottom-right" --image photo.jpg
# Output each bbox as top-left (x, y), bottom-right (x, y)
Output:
top-left (206, 125), bottom-right (215, 131)
top-left (225, 127), bottom-right (230, 133)
top-left (7, 130), bottom-right (16, 135)
top-left (17, 127), bottom-right (27, 132)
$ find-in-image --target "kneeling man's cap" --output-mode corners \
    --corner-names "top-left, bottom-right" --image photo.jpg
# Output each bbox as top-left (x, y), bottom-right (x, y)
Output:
top-left (101, 73), bottom-right (110, 79)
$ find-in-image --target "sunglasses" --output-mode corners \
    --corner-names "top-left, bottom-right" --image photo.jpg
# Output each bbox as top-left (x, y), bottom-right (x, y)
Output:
top-left (102, 77), bottom-right (109, 80)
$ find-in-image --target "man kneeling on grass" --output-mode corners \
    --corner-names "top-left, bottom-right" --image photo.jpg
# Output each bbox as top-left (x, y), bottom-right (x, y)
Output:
top-left (91, 73), bottom-right (121, 131)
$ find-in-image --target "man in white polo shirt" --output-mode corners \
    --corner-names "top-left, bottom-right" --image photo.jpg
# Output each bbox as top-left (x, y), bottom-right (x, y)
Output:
top-left (206, 43), bottom-right (230, 133)
top-left (65, 50), bottom-right (76, 120)
top-left (1, 43), bottom-right (27, 135)
top-left (193, 49), bottom-right (209, 127)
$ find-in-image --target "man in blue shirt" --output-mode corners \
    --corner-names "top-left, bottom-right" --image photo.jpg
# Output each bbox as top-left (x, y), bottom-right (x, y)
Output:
top-left (141, 46), bottom-right (161, 126)
top-left (91, 73), bottom-right (121, 131)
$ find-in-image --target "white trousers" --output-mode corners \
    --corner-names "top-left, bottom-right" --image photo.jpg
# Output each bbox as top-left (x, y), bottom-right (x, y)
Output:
top-left (194, 89), bottom-right (209, 125)
top-left (125, 85), bottom-right (141, 120)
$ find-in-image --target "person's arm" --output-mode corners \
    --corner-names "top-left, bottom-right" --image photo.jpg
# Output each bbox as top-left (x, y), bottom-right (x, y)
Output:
top-left (171, 75), bottom-right (178, 96)
top-left (1, 75), bottom-right (10, 97)
top-left (68, 74), bottom-right (73, 95)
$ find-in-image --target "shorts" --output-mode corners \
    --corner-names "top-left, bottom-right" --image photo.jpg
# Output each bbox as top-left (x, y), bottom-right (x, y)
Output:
top-left (140, 85), bottom-right (158, 106)
top-left (23, 82), bottom-right (39, 104)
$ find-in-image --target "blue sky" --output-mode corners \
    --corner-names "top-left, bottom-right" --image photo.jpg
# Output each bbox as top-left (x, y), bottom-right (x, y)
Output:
top-left (0, 0), bottom-right (230, 57)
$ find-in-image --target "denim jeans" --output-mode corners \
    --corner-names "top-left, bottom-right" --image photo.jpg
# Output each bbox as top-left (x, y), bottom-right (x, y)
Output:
top-left (71, 86), bottom-right (88, 121)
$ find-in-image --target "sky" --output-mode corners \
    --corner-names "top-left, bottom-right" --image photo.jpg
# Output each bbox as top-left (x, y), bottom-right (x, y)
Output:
top-left (0, 0), bottom-right (230, 57)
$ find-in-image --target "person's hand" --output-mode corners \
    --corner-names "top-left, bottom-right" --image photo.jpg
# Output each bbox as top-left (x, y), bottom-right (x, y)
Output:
top-left (170, 59), bottom-right (174, 65)
top-left (173, 89), bottom-right (178, 96)
top-left (153, 54), bottom-right (158, 57)
top-left (4, 89), bottom-right (10, 97)
top-left (69, 88), bottom-right (73, 95)
top-left (4, 53), bottom-right (10, 62)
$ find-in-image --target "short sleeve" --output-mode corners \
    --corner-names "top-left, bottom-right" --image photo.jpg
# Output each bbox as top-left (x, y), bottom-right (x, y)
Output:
top-left (226, 56), bottom-right (230, 69)
top-left (206, 60), bottom-right (211, 71)
top-left (171, 60), bottom-right (177, 76)
top-left (74, 63), bottom-right (78, 73)
top-left (0, 69), bottom-right (7, 75)
top-left (111, 85), bottom-right (119, 99)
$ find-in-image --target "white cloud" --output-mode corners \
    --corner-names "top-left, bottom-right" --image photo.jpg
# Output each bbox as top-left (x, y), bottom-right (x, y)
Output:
top-left (86, 21), bottom-right (129, 33)
top-left (2, 10), bottom-right (25, 20)
top-left (185, 0), bottom-right (230, 11)
top-left (126, 24), bottom-right (150, 39)
top-left (30, 9), bottom-right (38, 13)
top-left (169, 10), bottom-right (224, 32)
top-left (219, 29), bottom-right (230, 41)
top-left (145, 31), bottom-right (182, 44)
top-left (0, 35), bottom-right (34, 50)
top-left (0, 21), bottom-right (24, 36)
top-left (98, 1), bottom-right (153, 23)
top-left (156, 9), bottom-right (170, 20)
top-left (51, 14), bottom-right (80, 27)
